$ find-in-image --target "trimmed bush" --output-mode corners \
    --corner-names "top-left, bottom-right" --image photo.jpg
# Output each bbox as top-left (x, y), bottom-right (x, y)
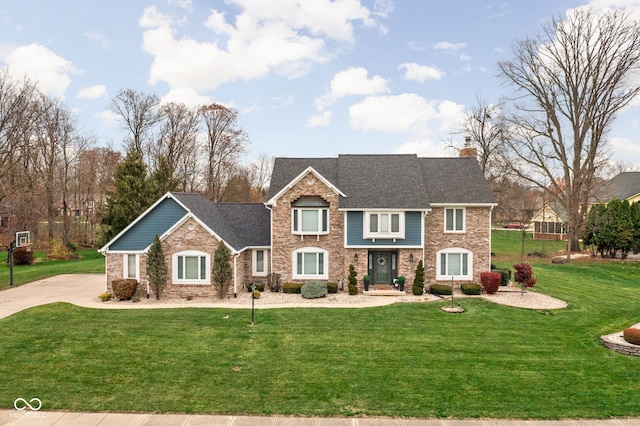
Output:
top-left (12, 246), bottom-right (34, 265)
top-left (99, 292), bottom-right (112, 302)
top-left (348, 264), bottom-right (358, 295)
top-left (282, 283), bottom-right (304, 294)
top-left (301, 281), bottom-right (328, 299)
top-left (245, 282), bottom-right (265, 292)
top-left (461, 283), bottom-right (482, 295)
top-left (480, 271), bottom-right (501, 294)
top-left (326, 282), bottom-right (338, 294)
top-left (412, 260), bottom-right (425, 295)
top-left (430, 284), bottom-right (452, 295)
top-left (112, 279), bottom-right (138, 300)
top-left (252, 289), bottom-right (261, 299)
top-left (492, 268), bottom-right (511, 286)
top-left (623, 328), bottom-right (640, 345)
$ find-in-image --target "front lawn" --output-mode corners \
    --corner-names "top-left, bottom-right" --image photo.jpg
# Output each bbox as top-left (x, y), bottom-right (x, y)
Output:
top-left (1, 258), bottom-right (639, 419)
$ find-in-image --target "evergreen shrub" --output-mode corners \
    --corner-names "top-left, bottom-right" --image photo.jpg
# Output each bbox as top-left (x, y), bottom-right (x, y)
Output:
top-left (282, 283), bottom-right (303, 294)
top-left (461, 283), bottom-right (482, 295)
top-left (430, 284), bottom-right (452, 295)
top-left (326, 282), bottom-right (338, 293)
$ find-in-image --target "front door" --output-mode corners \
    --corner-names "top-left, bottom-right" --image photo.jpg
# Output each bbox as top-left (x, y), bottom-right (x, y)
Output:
top-left (370, 251), bottom-right (397, 284)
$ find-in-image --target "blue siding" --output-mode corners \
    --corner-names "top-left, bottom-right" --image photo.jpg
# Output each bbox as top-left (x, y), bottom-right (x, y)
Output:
top-left (346, 211), bottom-right (422, 246)
top-left (109, 197), bottom-right (188, 251)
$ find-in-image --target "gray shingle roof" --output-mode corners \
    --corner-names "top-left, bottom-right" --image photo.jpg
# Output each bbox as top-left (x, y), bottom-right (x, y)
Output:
top-left (171, 192), bottom-right (271, 250)
top-left (268, 154), bottom-right (495, 209)
top-left (593, 172), bottom-right (640, 203)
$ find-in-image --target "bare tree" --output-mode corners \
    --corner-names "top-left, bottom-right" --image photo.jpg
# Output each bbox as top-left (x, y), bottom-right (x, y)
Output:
top-left (108, 89), bottom-right (161, 155)
top-left (248, 153), bottom-right (274, 201)
top-left (199, 103), bottom-right (248, 202)
top-left (498, 7), bottom-right (640, 258)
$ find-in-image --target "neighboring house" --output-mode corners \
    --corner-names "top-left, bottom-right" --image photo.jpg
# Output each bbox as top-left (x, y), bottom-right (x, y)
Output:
top-left (591, 171), bottom-right (640, 204)
top-left (99, 153), bottom-right (496, 298)
top-left (531, 200), bottom-right (568, 241)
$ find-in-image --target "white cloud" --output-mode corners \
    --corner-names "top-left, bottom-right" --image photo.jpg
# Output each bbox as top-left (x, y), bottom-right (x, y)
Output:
top-left (306, 110), bottom-right (333, 127)
top-left (160, 87), bottom-right (213, 108)
top-left (349, 93), bottom-right (442, 132)
top-left (398, 62), bottom-right (444, 82)
top-left (96, 109), bottom-right (121, 128)
top-left (393, 138), bottom-right (447, 157)
top-left (77, 84), bottom-right (106, 99)
top-left (434, 41), bottom-right (466, 51)
top-left (169, 0), bottom-right (193, 11)
top-left (140, 1), bottom-right (383, 90)
top-left (315, 67), bottom-right (389, 110)
top-left (5, 44), bottom-right (78, 99)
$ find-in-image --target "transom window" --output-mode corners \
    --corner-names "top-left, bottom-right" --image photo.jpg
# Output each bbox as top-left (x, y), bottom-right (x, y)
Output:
top-left (292, 247), bottom-right (328, 279)
top-left (173, 250), bottom-right (210, 284)
top-left (445, 208), bottom-right (465, 232)
top-left (437, 248), bottom-right (472, 280)
top-left (292, 208), bottom-right (329, 234)
top-left (364, 212), bottom-right (405, 238)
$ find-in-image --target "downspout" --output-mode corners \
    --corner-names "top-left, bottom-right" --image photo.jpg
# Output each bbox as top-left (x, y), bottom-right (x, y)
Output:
top-left (489, 205), bottom-right (495, 271)
top-left (265, 203), bottom-right (274, 281)
top-left (233, 253), bottom-right (238, 298)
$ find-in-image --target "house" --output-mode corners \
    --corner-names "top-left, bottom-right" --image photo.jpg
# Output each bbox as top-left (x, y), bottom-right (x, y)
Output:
top-left (99, 154), bottom-right (496, 298)
top-left (592, 171), bottom-right (640, 204)
top-left (531, 200), bottom-right (568, 241)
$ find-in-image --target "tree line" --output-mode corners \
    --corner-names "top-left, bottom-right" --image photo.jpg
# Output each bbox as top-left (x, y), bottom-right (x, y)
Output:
top-left (0, 70), bottom-right (272, 248)
top-left (582, 199), bottom-right (640, 259)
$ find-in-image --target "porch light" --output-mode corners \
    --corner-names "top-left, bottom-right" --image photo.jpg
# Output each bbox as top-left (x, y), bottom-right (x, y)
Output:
top-left (409, 253), bottom-right (414, 263)
top-left (354, 253), bottom-right (358, 263)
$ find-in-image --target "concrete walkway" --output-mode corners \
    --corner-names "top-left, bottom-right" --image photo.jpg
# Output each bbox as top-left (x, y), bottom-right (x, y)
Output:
top-left (1, 276), bottom-right (639, 425)
top-left (2, 410), bottom-right (640, 426)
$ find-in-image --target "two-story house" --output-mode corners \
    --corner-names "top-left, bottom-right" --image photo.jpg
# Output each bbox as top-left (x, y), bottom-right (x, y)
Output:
top-left (99, 154), bottom-right (496, 298)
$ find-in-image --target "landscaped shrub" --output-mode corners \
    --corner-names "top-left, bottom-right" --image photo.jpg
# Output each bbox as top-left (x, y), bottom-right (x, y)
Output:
top-left (301, 281), bottom-right (328, 299)
top-left (111, 279), bottom-right (138, 300)
top-left (245, 282), bottom-right (265, 292)
top-left (99, 292), bottom-right (112, 302)
top-left (348, 264), bottom-right (358, 295)
top-left (430, 284), bottom-right (452, 295)
top-left (492, 268), bottom-right (511, 286)
top-left (412, 260), bottom-right (425, 295)
top-left (623, 328), bottom-right (640, 345)
top-left (12, 247), bottom-right (34, 265)
top-left (282, 283), bottom-right (304, 294)
top-left (47, 238), bottom-right (79, 260)
top-left (513, 263), bottom-right (537, 289)
top-left (326, 282), bottom-right (338, 294)
top-left (252, 289), bottom-right (261, 299)
top-left (461, 283), bottom-right (482, 295)
top-left (267, 273), bottom-right (282, 292)
top-left (480, 271), bottom-right (501, 294)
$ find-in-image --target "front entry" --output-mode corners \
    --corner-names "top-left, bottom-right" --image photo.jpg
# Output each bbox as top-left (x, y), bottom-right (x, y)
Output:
top-left (369, 251), bottom-right (398, 284)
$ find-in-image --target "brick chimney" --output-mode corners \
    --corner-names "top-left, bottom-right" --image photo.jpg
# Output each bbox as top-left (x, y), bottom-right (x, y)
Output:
top-left (459, 136), bottom-right (478, 158)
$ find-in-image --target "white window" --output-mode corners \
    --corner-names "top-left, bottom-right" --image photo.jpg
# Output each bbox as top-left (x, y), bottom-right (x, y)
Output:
top-left (252, 249), bottom-right (268, 276)
top-left (292, 208), bottom-right (329, 234)
top-left (437, 248), bottom-right (472, 280)
top-left (364, 212), bottom-right (405, 238)
top-left (173, 250), bottom-right (210, 284)
top-left (292, 247), bottom-right (328, 279)
top-left (123, 254), bottom-right (139, 280)
top-left (445, 207), bottom-right (465, 232)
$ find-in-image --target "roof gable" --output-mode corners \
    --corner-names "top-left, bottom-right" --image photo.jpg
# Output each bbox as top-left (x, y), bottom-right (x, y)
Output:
top-left (266, 165), bottom-right (345, 205)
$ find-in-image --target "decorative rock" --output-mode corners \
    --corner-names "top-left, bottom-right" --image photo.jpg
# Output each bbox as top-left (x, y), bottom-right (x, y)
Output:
top-left (301, 281), bottom-right (328, 299)
top-left (441, 305), bottom-right (465, 313)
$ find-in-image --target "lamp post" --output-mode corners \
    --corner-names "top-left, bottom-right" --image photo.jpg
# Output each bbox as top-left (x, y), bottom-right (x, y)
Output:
top-left (251, 283), bottom-right (256, 325)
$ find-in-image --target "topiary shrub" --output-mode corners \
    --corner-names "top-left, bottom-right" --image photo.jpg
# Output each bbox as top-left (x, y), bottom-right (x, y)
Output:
top-left (461, 283), bottom-right (482, 295)
top-left (326, 282), bottom-right (338, 294)
top-left (12, 246), bottom-right (34, 265)
top-left (112, 279), bottom-right (138, 300)
top-left (301, 281), bottom-right (328, 299)
top-left (492, 268), bottom-right (511, 286)
top-left (480, 271), bottom-right (501, 294)
top-left (348, 264), bottom-right (358, 295)
top-left (99, 292), bottom-right (112, 302)
top-left (282, 283), bottom-right (304, 294)
top-left (623, 328), bottom-right (640, 345)
top-left (412, 260), bottom-right (425, 295)
top-left (430, 284), bottom-right (452, 295)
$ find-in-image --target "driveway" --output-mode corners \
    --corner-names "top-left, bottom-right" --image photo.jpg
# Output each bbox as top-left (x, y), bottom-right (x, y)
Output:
top-left (0, 274), bottom-right (105, 320)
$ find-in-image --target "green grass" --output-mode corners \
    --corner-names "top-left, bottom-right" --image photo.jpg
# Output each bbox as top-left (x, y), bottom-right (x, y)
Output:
top-left (0, 232), bottom-right (639, 418)
top-left (0, 249), bottom-right (103, 290)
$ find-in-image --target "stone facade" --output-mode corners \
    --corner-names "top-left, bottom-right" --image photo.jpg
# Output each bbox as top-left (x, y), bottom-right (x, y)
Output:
top-left (271, 171), bottom-right (344, 284)
top-left (423, 206), bottom-right (492, 287)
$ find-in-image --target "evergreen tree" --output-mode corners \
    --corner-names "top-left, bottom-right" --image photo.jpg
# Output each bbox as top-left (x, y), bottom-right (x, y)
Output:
top-left (99, 149), bottom-right (153, 244)
top-left (212, 240), bottom-right (232, 299)
top-left (147, 235), bottom-right (168, 300)
top-left (148, 155), bottom-right (180, 200)
top-left (412, 260), bottom-right (425, 295)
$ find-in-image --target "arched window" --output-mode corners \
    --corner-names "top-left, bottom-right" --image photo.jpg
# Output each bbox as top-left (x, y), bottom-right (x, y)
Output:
top-left (436, 248), bottom-right (472, 281)
top-left (292, 247), bottom-right (328, 279)
top-left (173, 250), bottom-right (210, 284)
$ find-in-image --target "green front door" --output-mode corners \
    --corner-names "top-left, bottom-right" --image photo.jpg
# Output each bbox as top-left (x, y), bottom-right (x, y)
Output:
top-left (370, 251), bottom-right (398, 284)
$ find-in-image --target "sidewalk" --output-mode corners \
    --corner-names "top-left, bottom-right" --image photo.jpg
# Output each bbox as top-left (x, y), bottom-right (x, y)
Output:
top-left (2, 410), bottom-right (640, 426)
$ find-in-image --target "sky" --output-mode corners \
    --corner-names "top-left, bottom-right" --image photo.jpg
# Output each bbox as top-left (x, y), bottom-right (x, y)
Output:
top-left (2, 0), bottom-right (640, 167)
